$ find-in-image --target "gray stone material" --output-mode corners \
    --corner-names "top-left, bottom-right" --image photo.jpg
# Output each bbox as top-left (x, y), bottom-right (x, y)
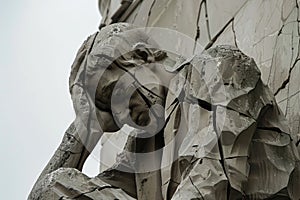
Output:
top-left (31, 167), bottom-right (134, 200)
top-left (30, 0), bottom-right (300, 199)
top-left (29, 23), bottom-right (300, 199)
top-left (98, 0), bottom-right (300, 144)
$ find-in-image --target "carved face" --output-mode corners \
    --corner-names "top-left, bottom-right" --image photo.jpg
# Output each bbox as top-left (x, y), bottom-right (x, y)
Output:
top-left (93, 46), bottom-right (175, 133)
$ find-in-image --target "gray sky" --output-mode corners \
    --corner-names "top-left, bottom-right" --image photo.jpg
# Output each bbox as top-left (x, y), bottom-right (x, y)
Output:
top-left (0, 0), bottom-right (102, 198)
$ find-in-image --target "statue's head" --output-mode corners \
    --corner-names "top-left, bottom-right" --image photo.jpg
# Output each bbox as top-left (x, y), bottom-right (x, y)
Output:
top-left (85, 23), bottom-right (175, 133)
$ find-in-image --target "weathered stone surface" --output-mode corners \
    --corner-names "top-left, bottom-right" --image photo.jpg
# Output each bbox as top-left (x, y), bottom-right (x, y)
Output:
top-left (161, 45), bottom-right (300, 199)
top-left (31, 0), bottom-right (300, 198)
top-left (99, 127), bottom-right (130, 173)
top-left (30, 22), bottom-right (300, 199)
top-left (171, 158), bottom-right (228, 200)
top-left (31, 168), bottom-right (134, 200)
top-left (98, 0), bottom-right (300, 140)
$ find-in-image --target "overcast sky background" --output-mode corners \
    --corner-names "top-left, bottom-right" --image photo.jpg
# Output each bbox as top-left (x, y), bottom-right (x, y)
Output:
top-left (0, 1), bottom-right (102, 199)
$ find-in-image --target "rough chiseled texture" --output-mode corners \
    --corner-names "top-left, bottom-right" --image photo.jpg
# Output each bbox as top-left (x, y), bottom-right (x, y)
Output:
top-left (32, 168), bottom-right (134, 200)
top-left (99, 0), bottom-right (300, 150)
top-left (30, 0), bottom-right (300, 199)
top-left (29, 24), bottom-right (300, 199)
top-left (162, 46), bottom-right (299, 199)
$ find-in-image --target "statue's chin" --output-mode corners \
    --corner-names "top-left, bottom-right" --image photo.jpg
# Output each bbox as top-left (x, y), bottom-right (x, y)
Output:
top-left (130, 104), bottom-right (166, 135)
top-left (111, 103), bottom-right (166, 136)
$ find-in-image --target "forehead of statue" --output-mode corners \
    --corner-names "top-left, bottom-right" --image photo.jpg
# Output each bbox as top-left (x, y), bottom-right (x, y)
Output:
top-left (95, 24), bottom-right (158, 51)
top-left (89, 24), bottom-right (164, 72)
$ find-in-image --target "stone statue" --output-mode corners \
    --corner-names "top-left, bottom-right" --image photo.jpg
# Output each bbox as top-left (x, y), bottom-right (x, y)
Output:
top-left (29, 23), bottom-right (300, 200)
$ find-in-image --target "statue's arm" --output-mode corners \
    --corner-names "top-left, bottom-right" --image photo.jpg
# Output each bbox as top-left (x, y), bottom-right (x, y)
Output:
top-left (28, 122), bottom-right (85, 199)
top-left (29, 35), bottom-right (100, 199)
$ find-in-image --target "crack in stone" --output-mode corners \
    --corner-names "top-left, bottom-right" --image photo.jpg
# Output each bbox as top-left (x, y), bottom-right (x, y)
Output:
top-left (257, 126), bottom-right (288, 134)
top-left (76, 32), bottom-right (99, 170)
top-left (61, 185), bottom-right (118, 199)
top-left (252, 29), bottom-right (280, 48)
top-left (203, 0), bottom-right (212, 41)
top-left (193, 0), bottom-right (205, 53)
top-left (286, 1), bottom-right (300, 118)
top-left (266, 31), bottom-right (281, 85)
top-left (101, 55), bottom-right (168, 124)
top-left (266, 6), bottom-right (296, 86)
top-left (203, 0), bottom-right (249, 51)
top-left (267, 0), bottom-right (299, 85)
top-left (273, 1), bottom-right (300, 96)
top-left (281, 1), bottom-right (296, 21)
top-left (274, 58), bottom-right (300, 96)
top-left (282, 0), bottom-right (300, 119)
top-left (182, 93), bottom-right (214, 112)
top-left (188, 176), bottom-right (204, 200)
top-left (146, 0), bottom-right (156, 27)
top-left (218, 105), bottom-right (257, 121)
top-left (32, 4), bottom-right (300, 199)
top-left (204, 17), bottom-right (234, 50)
top-left (164, 98), bottom-right (179, 132)
top-left (278, 89), bottom-right (300, 103)
top-left (232, 18), bottom-right (238, 48)
top-left (212, 106), bottom-right (232, 199)
top-left (112, 57), bottom-right (164, 100)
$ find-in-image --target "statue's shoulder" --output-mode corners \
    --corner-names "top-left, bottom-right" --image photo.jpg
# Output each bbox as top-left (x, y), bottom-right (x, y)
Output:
top-left (193, 45), bottom-right (261, 92)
